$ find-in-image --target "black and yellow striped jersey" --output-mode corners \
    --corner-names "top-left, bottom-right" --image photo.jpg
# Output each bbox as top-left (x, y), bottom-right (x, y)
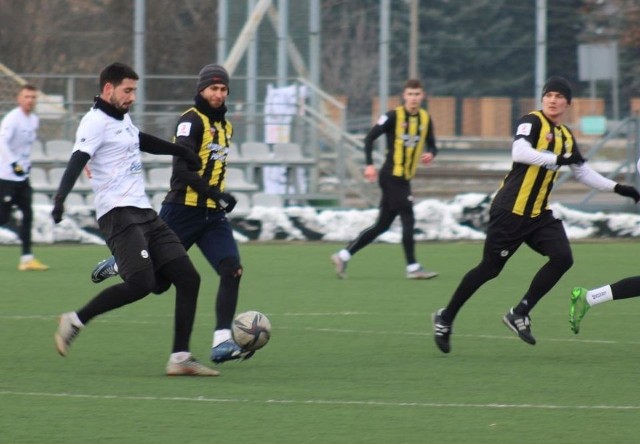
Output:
top-left (364, 106), bottom-right (437, 180)
top-left (164, 101), bottom-right (233, 209)
top-left (492, 110), bottom-right (578, 217)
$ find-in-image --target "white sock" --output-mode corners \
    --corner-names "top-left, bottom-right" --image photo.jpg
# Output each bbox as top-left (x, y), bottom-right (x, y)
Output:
top-left (169, 351), bottom-right (191, 363)
top-left (587, 285), bottom-right (613, 306)
top-left (337, 249), bottom-right (351, 262)
top-left (20, 254), bottom-right (34, 263)
top-left (213, 329), bottom-right (232, 347)
top-left (69, 312), bottom-right (84, 328)
top-left (407, 263), bottom-right (422, 272)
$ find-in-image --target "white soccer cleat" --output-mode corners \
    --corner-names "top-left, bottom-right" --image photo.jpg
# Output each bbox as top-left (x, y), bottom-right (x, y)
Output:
top-left (166, 356), bottom-right (220, 376)
top-left (331, 254), bottom-right (347, 279)
top-left (406, 266), bottom-right (438, 280)
top-left (55, 312), bottom-right (82, 357)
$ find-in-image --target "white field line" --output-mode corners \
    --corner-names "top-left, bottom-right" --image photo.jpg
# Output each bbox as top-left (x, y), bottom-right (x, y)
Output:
top-left (0, 313), bottom-right (635, 345)
top-left (1, 390), bottom-right (640, 411)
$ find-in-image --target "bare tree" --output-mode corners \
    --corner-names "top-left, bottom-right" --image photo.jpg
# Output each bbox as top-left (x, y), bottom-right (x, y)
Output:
top-left (321, 0), bottom-right (379, 118)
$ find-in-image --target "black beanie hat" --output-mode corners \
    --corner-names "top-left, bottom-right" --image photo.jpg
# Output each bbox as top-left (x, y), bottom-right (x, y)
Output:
top-left (542, 76), bottom-right (572, 104)
top-left (196, 64), bottom-right (229, 93)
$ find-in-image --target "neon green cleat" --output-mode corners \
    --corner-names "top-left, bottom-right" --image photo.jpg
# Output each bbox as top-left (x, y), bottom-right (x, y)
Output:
top-left (569, 287), bottom-right (590, 334)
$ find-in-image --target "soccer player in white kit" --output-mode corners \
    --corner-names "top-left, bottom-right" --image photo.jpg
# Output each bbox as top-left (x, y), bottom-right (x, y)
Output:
top-left (0, 84), bottom-right (50, 271)
top-left (51, 62), bottom-right (217, 376)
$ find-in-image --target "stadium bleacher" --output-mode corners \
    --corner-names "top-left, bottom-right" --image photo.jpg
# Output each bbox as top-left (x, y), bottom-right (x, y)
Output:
top-left (29, 139), bottom-right (328, 211)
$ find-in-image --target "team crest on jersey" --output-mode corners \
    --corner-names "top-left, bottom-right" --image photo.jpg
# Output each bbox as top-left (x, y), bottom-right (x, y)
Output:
top-left (176, 122), bottom-right (192, 137)
top-left (546, 132), bottom-right (553, 142)
top-left (209, 127), bottom-right (217, 138)
top-left (516, 123), bottom-right (532, 136)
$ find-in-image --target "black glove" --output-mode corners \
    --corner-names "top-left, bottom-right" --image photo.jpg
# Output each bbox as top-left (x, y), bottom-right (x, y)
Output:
top-left (51, 195), bottom-right (65, 224)
top-left (208, 188), bottom-right (237, 213)
top-left (181, 148), bottom-right (202, 171)
top-left (11, 162), bottom-right (25, 176)
top-left (614, 184), bottom-right (640, 203)
top-left (556, 151), bottom-right (585, 166)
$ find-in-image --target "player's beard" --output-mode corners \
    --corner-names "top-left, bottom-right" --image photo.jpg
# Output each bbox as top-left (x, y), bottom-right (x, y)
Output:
top-left (109, 94), bottom-right (132, 114)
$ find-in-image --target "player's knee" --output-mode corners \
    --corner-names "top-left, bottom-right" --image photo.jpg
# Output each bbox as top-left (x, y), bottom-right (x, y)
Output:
top-left (477, 259), bottom-right (504, 280)
top-left (152, 275), bottom-right (172, 295)
top-left (124, 269), bottom-right (157, 296)
top-left (400, 211), bottom-right (415, 227)
top-left (169, 258), bottom-right (201, 291)
top-left (550, 250), bottom-right (574, 272)
top-left (218, 256), bottom-right (243, 279)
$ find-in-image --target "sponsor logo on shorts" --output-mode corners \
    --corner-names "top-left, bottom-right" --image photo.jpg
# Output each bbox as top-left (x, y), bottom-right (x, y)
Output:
top-left (140, 250), bottom-right (149, 259)
top-left (500, 250), bottom-right (509, 257)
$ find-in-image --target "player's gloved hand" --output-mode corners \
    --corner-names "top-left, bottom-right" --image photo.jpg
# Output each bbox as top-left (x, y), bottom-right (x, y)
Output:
top-left (208, 188), bottom-right (237, 213)
top-left (181, 148), bottom-right (202, 171)
top-left (614, 184), bottom-right (640, 203)
top-left (556, 151), bottom-right (585, 166)
top-left (51, 195), bottom-right (65, 224)
top-left (11, 162), bottom-right (25, 176)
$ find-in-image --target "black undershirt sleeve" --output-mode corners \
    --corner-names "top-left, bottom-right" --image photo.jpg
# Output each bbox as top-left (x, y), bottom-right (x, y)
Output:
top-left (53, 150), bottom-right (90, 203)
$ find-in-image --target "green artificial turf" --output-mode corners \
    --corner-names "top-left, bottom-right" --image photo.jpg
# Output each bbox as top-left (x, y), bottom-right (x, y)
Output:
top-left (1, 241), bottom-right (639, 443)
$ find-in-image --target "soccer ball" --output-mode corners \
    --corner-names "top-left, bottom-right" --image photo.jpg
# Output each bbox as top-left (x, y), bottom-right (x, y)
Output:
top-left (232, 311), bottom-right (271, 351)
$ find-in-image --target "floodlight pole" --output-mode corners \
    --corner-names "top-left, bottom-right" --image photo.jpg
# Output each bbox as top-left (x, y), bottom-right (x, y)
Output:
top-left (379, 0), bottom-right (390, 116)
top-left (217, 0), bottom-right (228, 62)
top-left (133, 0), bottom-right (146, 128)
top-left (534, 0), bottom-right (547, 100)
top-left (409, 0), bottom-right (419, 79)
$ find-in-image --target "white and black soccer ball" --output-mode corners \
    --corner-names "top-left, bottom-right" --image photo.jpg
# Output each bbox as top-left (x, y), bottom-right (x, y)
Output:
top-left (232, 311), bottom-right (271, 351)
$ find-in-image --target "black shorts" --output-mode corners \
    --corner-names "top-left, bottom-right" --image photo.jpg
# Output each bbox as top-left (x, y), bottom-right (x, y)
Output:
top-left (484, 206), bottom-right (570, 260)
top-left (159, 203), bottom-right (239, 271)
top-left (0, 178), bottom-right (31, 210)
top-left (379, 173), bottom-right (413, 212)
top-left (98, 207), bottom-right (187, 280)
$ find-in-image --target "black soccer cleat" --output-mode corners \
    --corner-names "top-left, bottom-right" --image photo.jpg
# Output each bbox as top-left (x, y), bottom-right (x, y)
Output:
top-left (502, 308), bottom-right (536, 345)
top-left (91, 256), bottom-right (118, 283)
top-left (432, 308), bottom-right (452, 354)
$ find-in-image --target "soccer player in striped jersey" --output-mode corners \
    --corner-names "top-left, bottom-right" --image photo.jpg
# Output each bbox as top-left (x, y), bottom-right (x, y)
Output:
top-left (432, 76), bottom-right (640, 353)
top-left (331, 79), bottom-right (439, 280)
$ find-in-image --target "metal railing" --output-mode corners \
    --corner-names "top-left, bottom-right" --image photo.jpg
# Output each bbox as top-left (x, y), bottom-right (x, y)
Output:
top-left (555, 116), bottom-right (640, 212)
